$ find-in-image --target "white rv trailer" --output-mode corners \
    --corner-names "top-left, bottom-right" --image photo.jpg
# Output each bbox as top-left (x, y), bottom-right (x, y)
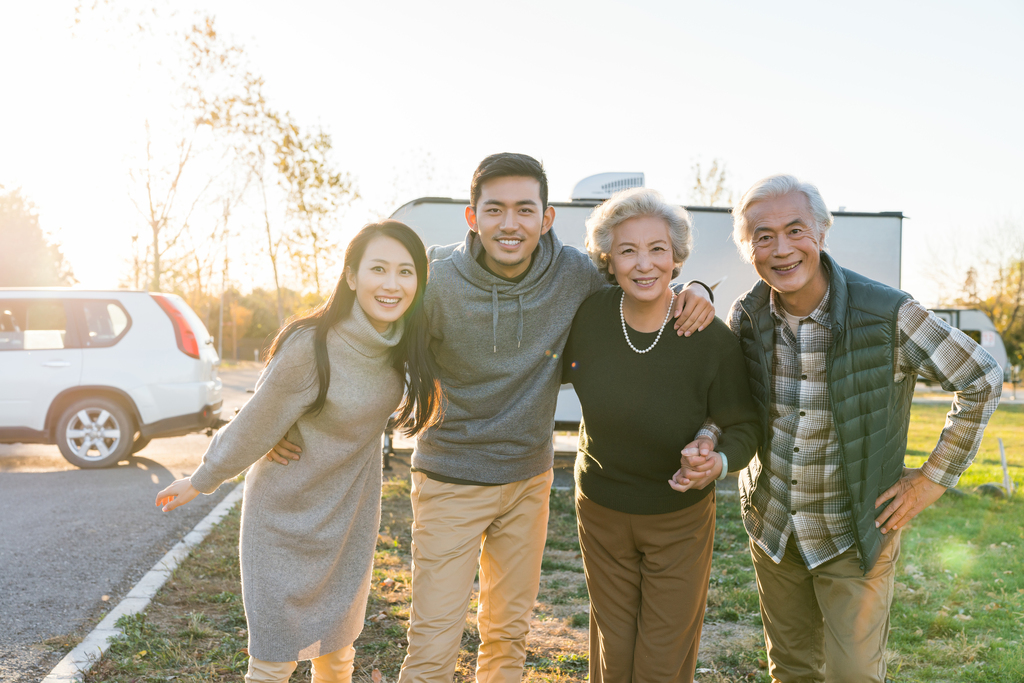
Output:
top-left (391, 175), bottom-right (908, 429)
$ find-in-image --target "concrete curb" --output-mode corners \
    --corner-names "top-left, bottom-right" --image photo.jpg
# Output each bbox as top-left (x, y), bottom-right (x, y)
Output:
top-left (42, 482), bottom-right (245, 683)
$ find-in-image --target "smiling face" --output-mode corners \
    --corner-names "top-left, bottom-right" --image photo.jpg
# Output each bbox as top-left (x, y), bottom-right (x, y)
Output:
top-left (746, 191), bottom-right (829, 316)
top-left (345, 235), bottom-right (418, 333)
top-left (466, 175), bottom-right (555, 279)
top-left (607, 214), bottom-right (676, 307)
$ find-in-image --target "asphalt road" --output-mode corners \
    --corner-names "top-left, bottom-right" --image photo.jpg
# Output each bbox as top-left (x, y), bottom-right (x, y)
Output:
top-left (0, 363), bottom-right (262, 682)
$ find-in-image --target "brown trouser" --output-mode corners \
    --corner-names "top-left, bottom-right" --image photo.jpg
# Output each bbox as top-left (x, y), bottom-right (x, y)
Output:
top-left (398, 469), bottom-right (553, 683)
top-left (749, 531), bottom-right (902, 683)
top-left (576, 492), bottom-right (716, 683)
top-left (245, 645), bottom-right (355, 683)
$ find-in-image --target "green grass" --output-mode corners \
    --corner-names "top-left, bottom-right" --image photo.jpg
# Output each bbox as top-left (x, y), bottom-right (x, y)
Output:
top-left (83, 402), bottom-right (1024, 682)
top-left (906, 403), bottom-right (1024, 492)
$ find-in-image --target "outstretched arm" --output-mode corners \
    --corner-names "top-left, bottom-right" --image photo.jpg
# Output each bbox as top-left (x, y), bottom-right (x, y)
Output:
top-left (188, 335), bottom-right (319, 493)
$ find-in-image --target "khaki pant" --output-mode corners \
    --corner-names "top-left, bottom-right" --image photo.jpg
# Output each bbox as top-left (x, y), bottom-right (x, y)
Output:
top-left (398, 469), bottom-right (553, 683)
top-left (749, 531), bottom-right (901, 683)
top-left (576, 492), bottom-right (715, 683)
top-left (245, 644), bottom-right (355, 683)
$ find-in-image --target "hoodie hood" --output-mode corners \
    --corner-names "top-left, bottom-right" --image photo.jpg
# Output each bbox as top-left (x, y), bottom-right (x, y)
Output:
top-left (415, 226), bottom-right (608, 484)
top-left (451, 229), bottom-right (565, 352)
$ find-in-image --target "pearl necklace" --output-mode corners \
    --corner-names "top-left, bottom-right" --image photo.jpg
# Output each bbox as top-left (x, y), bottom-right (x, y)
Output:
top-left (620, 291), bottom-right (676, 354)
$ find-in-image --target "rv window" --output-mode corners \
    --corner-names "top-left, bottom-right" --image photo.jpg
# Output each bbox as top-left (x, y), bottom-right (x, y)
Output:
top-left (962, 330), bottom-right (982, 345)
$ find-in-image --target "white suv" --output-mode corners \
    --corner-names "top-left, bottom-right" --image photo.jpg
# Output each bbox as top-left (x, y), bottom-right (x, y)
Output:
top-left (0, 289), bottom-right (223, 468)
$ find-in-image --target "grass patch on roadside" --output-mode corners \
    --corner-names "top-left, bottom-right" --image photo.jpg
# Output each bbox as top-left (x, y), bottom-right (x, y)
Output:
top-left (85, 403), bottom-right (1024, 682)
top-left (84, 503), bottom-right (249, 681)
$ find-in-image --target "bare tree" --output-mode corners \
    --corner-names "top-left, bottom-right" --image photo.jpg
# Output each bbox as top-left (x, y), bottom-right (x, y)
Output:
top-left (217, 73), bottom-right (290, 326)
top-left (690, 158), bottom-right (734, 207)
top-left (376, 148), bottom-right (460, 219)
top-left (128, 121), bottom-right (215, 292)
top-left (277, 125), bottom-right (358, 297)
top-left (115, 15), bottom-right (247, 293)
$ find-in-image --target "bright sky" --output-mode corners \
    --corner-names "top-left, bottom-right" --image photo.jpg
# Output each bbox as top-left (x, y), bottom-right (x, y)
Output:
top-left (2, 0), bottom-right (1022, 304)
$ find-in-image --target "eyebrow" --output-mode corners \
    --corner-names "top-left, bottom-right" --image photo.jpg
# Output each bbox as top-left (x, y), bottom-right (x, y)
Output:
top-left (481, 198), bottom-right (539, 207)
top-left (369, 258), bottom-right (415, 268)
top-left (617, 238), bottom-right (669, 247)
top-left (753, 219), bottom-right (806, 234)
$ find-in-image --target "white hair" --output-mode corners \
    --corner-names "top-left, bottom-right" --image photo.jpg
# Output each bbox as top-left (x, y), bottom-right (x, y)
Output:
top-left (731, 174), bottom-right (833, 263)
top-left (585, 188), bottom-right (692, 282)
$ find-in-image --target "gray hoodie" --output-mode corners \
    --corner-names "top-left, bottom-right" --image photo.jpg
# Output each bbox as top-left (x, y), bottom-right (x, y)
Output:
top-left (414, 228), bottom-right (607, 484)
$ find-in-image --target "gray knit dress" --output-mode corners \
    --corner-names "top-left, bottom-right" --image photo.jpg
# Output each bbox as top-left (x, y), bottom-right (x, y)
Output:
top-left (189, 302), bottom-right (404, 662)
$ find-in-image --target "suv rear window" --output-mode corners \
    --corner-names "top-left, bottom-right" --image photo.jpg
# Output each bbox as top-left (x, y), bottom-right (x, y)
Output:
top-left (81, 300), bottom-right (131, 347)
top-left (0, 300), bottom-right (71, 350)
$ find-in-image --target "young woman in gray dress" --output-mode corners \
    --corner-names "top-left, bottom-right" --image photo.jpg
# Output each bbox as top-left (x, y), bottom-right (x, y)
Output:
top-left (155, 220), bottom-right (441, 683)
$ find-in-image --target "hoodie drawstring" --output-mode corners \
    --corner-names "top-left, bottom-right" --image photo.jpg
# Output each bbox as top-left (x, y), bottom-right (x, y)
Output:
top-left (517, 294), bottom-right (524, 349)
top-left (490, 286), bottom-right (525, 352)
top-left (492, 285), bottom-right (499, 353)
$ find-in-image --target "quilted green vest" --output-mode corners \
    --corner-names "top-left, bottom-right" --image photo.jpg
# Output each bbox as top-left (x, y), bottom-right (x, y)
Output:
top-left (734, 253), bottom-right (913, 572)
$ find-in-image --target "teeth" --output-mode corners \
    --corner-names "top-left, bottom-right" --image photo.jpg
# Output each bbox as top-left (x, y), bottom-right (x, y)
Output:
top-left (376, 297), bottom-right (399, 304)
top-left (775, 263), bottom-right (799, 272)
top-left (498, 239), bottom-right (520, 245)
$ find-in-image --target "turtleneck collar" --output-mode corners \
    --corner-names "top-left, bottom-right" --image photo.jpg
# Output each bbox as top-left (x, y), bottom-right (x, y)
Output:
top-left (332, 299), bottom-right (404, 358)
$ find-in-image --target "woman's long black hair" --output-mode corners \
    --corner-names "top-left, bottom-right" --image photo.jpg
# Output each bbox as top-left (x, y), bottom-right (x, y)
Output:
top-left (265, 220), bottom-right (442, 436)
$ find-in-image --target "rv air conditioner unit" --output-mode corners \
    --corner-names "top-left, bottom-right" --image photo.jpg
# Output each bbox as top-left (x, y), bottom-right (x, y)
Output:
top-left (571, 172), bottom-right (645, 201)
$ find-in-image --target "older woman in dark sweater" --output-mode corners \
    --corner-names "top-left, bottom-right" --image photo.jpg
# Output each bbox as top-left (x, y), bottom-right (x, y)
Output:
top-left (561, 188), bottom-right (760, 683)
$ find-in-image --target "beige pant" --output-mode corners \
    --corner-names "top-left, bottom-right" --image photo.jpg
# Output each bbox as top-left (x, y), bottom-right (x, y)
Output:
top-left (577, 492), bottom-right (715, 683)
top-left (398, 469), bottom-right (553, 683)
top-left (245, 644), bottom-right (356, 683)
top-left (749, 531), bottom-right (901, 683)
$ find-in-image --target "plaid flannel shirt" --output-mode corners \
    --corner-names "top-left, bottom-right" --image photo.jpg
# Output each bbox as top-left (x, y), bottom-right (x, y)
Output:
top-left (728, 288), bottom-right (1002, 568)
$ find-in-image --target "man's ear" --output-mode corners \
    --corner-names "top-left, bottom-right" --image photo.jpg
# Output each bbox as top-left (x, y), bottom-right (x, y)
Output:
top-left (465, 205), bottom-right (479, 233)
top-left (540, 206), bottom-right (555, 235)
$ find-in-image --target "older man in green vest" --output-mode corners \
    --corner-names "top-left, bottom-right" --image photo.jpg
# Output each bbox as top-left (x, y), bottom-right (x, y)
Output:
top-left (680, 174), bottom-right (1002, 682)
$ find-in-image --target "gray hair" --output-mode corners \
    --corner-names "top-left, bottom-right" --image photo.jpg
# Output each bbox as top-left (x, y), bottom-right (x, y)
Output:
top-left (585, 187), bottom-right (693, 283)
top-left (731, 174), bottom-right (833, 263)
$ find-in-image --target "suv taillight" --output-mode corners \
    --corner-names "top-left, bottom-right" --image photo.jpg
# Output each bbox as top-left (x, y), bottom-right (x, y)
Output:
top-left (151, 294), bottom-right (200, 359)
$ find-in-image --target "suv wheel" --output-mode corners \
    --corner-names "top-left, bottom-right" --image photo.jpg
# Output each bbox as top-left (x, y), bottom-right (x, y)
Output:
top-left (56, 398), bottom-right (134, 468)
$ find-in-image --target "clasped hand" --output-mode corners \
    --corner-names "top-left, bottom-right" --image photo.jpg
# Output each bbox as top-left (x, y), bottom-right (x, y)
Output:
top-left (669, 436), bottom-right (722, 493)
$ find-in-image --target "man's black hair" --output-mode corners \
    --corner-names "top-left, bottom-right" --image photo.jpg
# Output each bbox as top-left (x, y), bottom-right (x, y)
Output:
top-left (470, 153), bottom-right (548, 211)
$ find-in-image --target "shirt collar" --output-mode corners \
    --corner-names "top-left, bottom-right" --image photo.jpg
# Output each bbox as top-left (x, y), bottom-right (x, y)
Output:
top-left (769, 284), bottom-right (832, 328)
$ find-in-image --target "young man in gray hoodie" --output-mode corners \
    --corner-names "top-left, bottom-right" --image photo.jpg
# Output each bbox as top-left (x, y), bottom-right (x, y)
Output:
top-left (397, 153), bottom-right (714, 683)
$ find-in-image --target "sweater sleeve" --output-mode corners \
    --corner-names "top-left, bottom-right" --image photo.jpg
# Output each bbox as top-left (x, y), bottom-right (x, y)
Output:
top-left (707, 327), bottom-right (761, 472)
top-left (189, 331), bottom-right (320, 494)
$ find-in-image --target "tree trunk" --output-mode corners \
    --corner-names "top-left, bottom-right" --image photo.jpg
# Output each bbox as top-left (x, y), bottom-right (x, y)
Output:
top-left (150, 221), bottom-right (161, 291)
top-left (259, 176), bottom-right (284, 328)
